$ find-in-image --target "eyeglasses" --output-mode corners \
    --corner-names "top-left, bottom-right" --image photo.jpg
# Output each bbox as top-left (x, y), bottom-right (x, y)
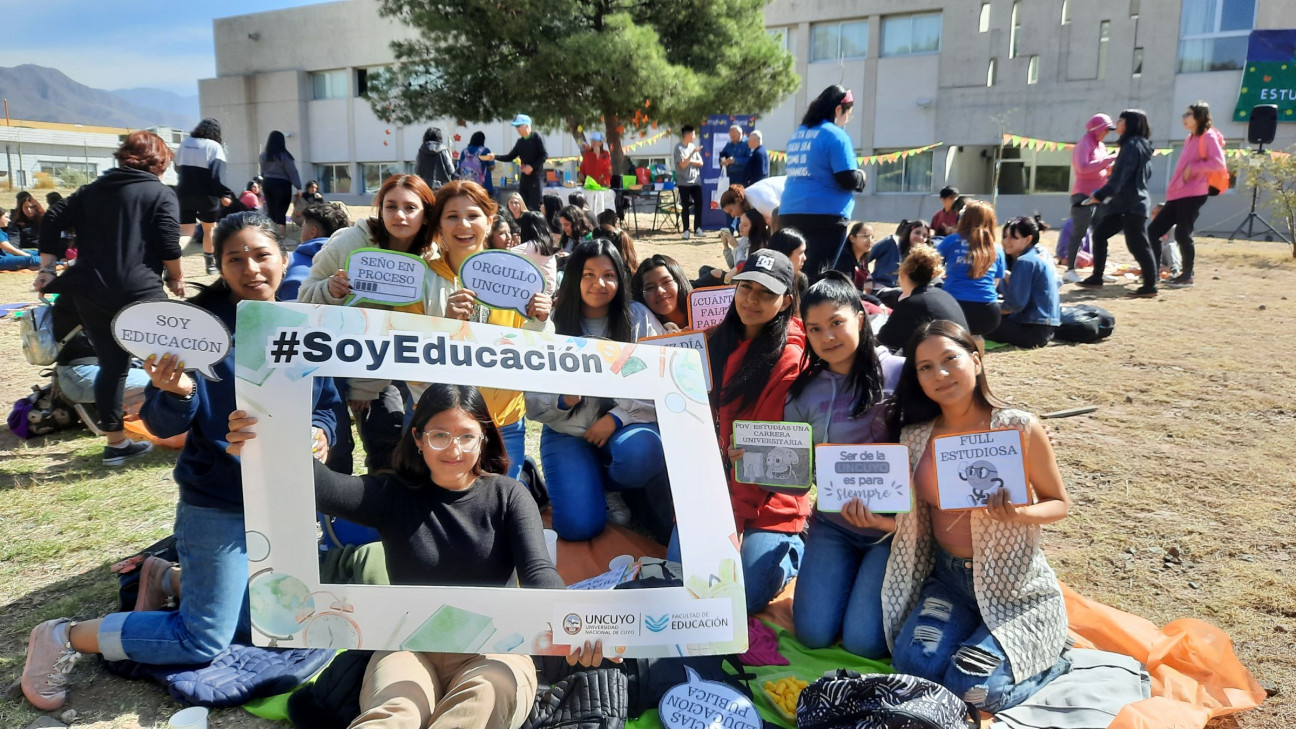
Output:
top-left (420, 431), bottom-right (485, 452)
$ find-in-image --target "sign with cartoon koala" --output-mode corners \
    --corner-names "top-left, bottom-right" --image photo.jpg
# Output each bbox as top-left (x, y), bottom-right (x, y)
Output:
top-left (931, 429), bottom-right (1029, 510)
top-left (732, 420), bottom-right (813, 490)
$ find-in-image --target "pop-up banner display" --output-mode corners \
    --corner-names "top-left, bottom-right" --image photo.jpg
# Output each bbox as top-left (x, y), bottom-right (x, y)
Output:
top-left (814, 444), bottom-right (912, 513)
top-left (458, 249), bottom-right (549, 314)
top-left (641, 330), bottom-right (711, 392)
top-left (344, 247), bottom-right (429, 307)
top-left (236, 300), bottom-right (746, 657)
top-left (112, 300), bottom-right (233, 380)
top-left (931, 429), bottom-right (1029, 510)
top-left (688, 286), bottom-right (735, 331)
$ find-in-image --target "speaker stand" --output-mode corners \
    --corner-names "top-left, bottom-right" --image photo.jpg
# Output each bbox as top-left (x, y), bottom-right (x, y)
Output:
top-left (1228, 143), bottom-right (1290, 244)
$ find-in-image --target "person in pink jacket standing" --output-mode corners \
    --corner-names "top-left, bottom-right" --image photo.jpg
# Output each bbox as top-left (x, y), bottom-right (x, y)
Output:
top-left (1062, 114), bottom-right (1116, 283)
top-left (1149, 101), bottom-right (1226, 289)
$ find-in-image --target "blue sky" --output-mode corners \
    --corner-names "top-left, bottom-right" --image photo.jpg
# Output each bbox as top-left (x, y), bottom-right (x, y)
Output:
top-left (0, 0), bottom-right (326, 96)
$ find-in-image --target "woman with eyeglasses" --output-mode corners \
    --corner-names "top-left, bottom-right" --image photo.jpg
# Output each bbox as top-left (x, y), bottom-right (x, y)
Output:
top-left (227, 383), bottom-right (609, 728)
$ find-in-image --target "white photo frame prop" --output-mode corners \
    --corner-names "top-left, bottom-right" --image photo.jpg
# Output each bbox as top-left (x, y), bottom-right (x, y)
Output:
top-left (236, 300), bottom-right (746, 657)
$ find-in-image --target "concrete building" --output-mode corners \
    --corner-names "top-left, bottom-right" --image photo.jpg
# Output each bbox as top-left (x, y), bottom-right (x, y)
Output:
top-left (204, 0), bottom-right (1293, 232)
top-left (1, 120), bottom-right (185, 190)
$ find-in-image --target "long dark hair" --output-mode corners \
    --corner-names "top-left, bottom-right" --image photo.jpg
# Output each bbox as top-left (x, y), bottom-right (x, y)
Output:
top-left (895, 219), bottom-right (931, 258)
top-left (559, 205), bottom-right (594, 241)
top-left (542, 194), bottom-right (565, 233)
top-left (517, 210), bottom-right (559, 256)
top-left (886, 320), bottom-right (1006, 435)
top-left (1187, 101), bottom-right (1213, 137)
top-left (767, 227), bottom-right (808, 309)
top-left (632, 254), bottom-right (692, 317)
top-left (469, 130), bottom-right (486, 147)
top-left (741, 209), bottom-right (771, 252)
top-left (191, 211), bottom-right (283, 305)
top-left (789, 271), bottom-right (883, 419)
top-left (552, 238), bottom-right (635, 342)
top-left (190, 118), bottom-right (222, 144)
top-left (1117, 109), bottom-right (1151, 143)
top-left (391, 384), bottom-right (508, 484)
top-left (708, 283), bottom-right (794, 412)
top-left (801, 85), bottom-right (853, 127)
top-left (263, 130), bottom-right (293, 161)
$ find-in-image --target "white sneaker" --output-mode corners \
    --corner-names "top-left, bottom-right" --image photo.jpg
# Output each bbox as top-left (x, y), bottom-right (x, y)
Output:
top-left (1062, 270), bottom-right (1082, 284)
top-left (682, 230), bottom-right (691, 240)
top-left (1102, 273), bottom-right (1117, 283)
top-left (605, 492), bottom-right (632, 526)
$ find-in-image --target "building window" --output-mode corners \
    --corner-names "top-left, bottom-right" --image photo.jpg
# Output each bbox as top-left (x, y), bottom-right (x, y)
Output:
top-left (1061, 0), bottom-right (1070, 25)
top-left (767, 27), bottom-right (789, 50)
top-left (881, 12), bottom-right (941, 56)
top-left (361, 162), bottom-right (402, 194)
top-left (40, 161), bottom-right (96, 185)
top-left (1097, 20), bottom-right (1111, 79)
top-left (1027, 55), bottom-right (1040, 84)
top-left (317, 163), bottom-right (352, 194)
top-left (875, 148), bottom-right (935, 193)
top-left (355, 67), bottom-right (390, 98)
top-left (997, 148), bottom-right (1071, 194)
top-left (987, 57), bottom-right (998, 86)
top-left (1177, 0), bottom-right (1254, 73)
top-left (311, 70), bottom-right (348, 100)
top-left (1130, 0), bottom-right (1141, 17)
top-left (1009, 2), bottom-right (1021, 58)
top-left (810, 20), bottom-right (868, 61)
top-left (979, 3), bottom-right (991, 33)
top-left (1132, 47), bottom-right (1144, 76)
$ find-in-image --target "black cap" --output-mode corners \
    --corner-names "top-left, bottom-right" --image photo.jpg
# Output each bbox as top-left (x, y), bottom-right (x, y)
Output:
top-left (732, 250), bottom-right (795, 296)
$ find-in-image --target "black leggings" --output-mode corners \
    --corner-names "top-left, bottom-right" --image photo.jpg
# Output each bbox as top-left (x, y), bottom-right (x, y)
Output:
top-left (1147, 195), bottom-right (1207, 277)
top-left (955, 299), bottom-right (1002, 336)
top-left (75, 292), bottom-right (164, 433)
top-left (263, 178), bottom-right (293, 225)
top-left (1092, 212), bottom-right (1156, 290)
top-left (355, 382), bottom-right (410, 472)
top-left (678, 184), bottom-right (703, 232)
top-left (988, 318), bottom-right (1055, 348)
top-left (777, 213), bottom-right (850, 282)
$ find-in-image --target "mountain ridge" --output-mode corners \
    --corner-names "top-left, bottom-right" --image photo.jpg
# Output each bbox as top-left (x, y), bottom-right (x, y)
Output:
top-left (0, 64), bottom-right (197, 131)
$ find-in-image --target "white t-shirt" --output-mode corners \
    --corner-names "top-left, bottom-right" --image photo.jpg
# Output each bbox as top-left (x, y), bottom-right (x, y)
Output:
top-left (744, 176), bottom-right (786, 221)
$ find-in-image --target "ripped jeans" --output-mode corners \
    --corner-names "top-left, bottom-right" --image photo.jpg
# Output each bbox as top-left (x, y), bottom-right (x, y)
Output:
top-left (892, 547), bottom-right (1070, 713)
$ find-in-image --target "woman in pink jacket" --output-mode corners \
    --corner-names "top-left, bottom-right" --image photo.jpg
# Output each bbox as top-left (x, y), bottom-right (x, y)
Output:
top-left (1062, 114), bottom-right (1115, 283)
top-left (1149, 101), bottom-right (1226, 289)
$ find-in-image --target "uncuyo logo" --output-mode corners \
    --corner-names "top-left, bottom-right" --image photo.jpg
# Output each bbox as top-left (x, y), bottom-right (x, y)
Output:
top-left (562, 613), bottom-right (582, 635)
top-left (644, 614), bottom-right (670, 633)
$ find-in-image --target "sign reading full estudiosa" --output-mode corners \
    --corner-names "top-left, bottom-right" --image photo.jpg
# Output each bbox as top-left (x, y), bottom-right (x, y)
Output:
top-left (236, 301), bottom-right (747, 657)
top-left (814, 444), bottom-right (912, 513)
top-left (458, 249), bottom-right (549, 316)
top-left (1233, 30), bottom-right (1296, 123)
top-left (931, 429), bottom-right (1029, 511)
top-left (732, 420), bottom-right (813, 490)
top-left (345, 247), bottom-right (429, 307)
top-left (112, 300), bottom-right (233, 380)
top-left (688, 286), bottom-right (735, 331)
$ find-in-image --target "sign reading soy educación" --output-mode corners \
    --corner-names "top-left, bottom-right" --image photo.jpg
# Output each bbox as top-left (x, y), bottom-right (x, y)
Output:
top-left (112, 300), bottom-right (233, 380)
top-left (235, 301), bottom-right (746, 657)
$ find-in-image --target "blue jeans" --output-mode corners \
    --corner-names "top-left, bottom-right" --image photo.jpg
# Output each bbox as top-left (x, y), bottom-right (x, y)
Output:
top-left (539, 423), bottom-right (666, 541)
top-left (56, 364), bottom-right (150, 405)
top-left (892, 547), bottom-right (1070, 713)
top-left (793, 517), bottom-right (891, 658)
top-left (0, 250), bottom-right (39, 270)
top-left (741, 529), bottom-right (803, 614)
top-left (499, 418), bottom-right (525, 481)
top-left (98, 501), bottom-right (250, 664)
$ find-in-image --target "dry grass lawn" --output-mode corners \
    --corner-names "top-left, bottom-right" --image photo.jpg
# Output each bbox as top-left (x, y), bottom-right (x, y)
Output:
top-left (0, 200), bottom-right (1291, 727)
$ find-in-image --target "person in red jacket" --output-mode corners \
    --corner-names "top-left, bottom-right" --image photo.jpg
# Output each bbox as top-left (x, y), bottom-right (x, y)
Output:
top-left (706, 249), bottom-right (808, 613)
top-left (579, 132), bottom-right (613, 188)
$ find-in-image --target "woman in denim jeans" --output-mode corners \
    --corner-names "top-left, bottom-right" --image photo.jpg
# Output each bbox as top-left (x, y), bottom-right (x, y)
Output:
top-left (880, 320), bottom-right (1072, 714)
top-left (20, 213), bottom-right (341, 712)
top-left (787, 272), bottom-right (897, 658)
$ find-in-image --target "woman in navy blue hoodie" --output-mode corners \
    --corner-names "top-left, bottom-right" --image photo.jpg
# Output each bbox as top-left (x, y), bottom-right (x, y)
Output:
top-left (20, 212), bottom-right (341, 713)
top-left (1079, 109), bottom-right (1158, 297)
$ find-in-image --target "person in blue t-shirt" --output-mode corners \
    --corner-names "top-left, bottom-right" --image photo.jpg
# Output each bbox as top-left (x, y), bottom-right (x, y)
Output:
top-left (935, 200), bottom-right (1006, 336)
top-left (780, 85), bottom-right (866, 282)
top-left (989, 215), bottom-right (1060, 348)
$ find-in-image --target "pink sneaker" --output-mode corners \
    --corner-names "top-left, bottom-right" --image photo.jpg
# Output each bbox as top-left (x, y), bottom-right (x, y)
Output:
top-left (134, 556), bottom-right (177, 612)
top-left (22, 618), bottom-right (80, 711)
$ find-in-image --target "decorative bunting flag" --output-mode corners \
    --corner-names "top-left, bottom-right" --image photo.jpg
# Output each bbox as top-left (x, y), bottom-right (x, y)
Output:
top-left (1002, 133), bottom-right (1075, 152)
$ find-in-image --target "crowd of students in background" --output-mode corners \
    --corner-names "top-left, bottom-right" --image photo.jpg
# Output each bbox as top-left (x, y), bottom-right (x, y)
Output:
top-left (16, 90), bottom-right (1229, 728)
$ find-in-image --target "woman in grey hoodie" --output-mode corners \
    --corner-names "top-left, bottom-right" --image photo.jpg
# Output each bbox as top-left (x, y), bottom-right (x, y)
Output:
top-left (416, 127), bottom-right (455, 189)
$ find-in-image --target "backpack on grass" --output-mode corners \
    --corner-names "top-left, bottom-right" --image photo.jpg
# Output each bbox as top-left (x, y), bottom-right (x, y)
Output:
top-left (797, 670), bottom-right (977, 729)
top-left (1056, 304), bottom-right (1115, 343)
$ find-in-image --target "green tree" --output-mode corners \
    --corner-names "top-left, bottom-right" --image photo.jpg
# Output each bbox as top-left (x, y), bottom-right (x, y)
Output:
top-left (366, 0), bottom-right (798, 175)
top-left (1250, 148), bottom-right (1296, 257)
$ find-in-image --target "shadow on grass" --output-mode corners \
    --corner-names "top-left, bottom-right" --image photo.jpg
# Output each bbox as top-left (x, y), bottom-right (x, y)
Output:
top-left (0, 430), bottom-right (175, 492)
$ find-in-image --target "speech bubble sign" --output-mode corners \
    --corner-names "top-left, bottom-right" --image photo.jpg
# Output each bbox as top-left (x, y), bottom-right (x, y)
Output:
top-left (344, 247), bottom-right (429, 307)
top-left (111, 300), bottom-right (232, 381)
top-left (458, 249), bottom-right (547, 317)
top-left (688, 286), bottom-right (735, 331)
top-left (659, 666), bottom-right (761, 729)
top-left (641, 330), bottom-right (712, 392)
top-left (932, 428), bottom-right (1029, 510)
top-left (815, 443), bottom-right (912, 513)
